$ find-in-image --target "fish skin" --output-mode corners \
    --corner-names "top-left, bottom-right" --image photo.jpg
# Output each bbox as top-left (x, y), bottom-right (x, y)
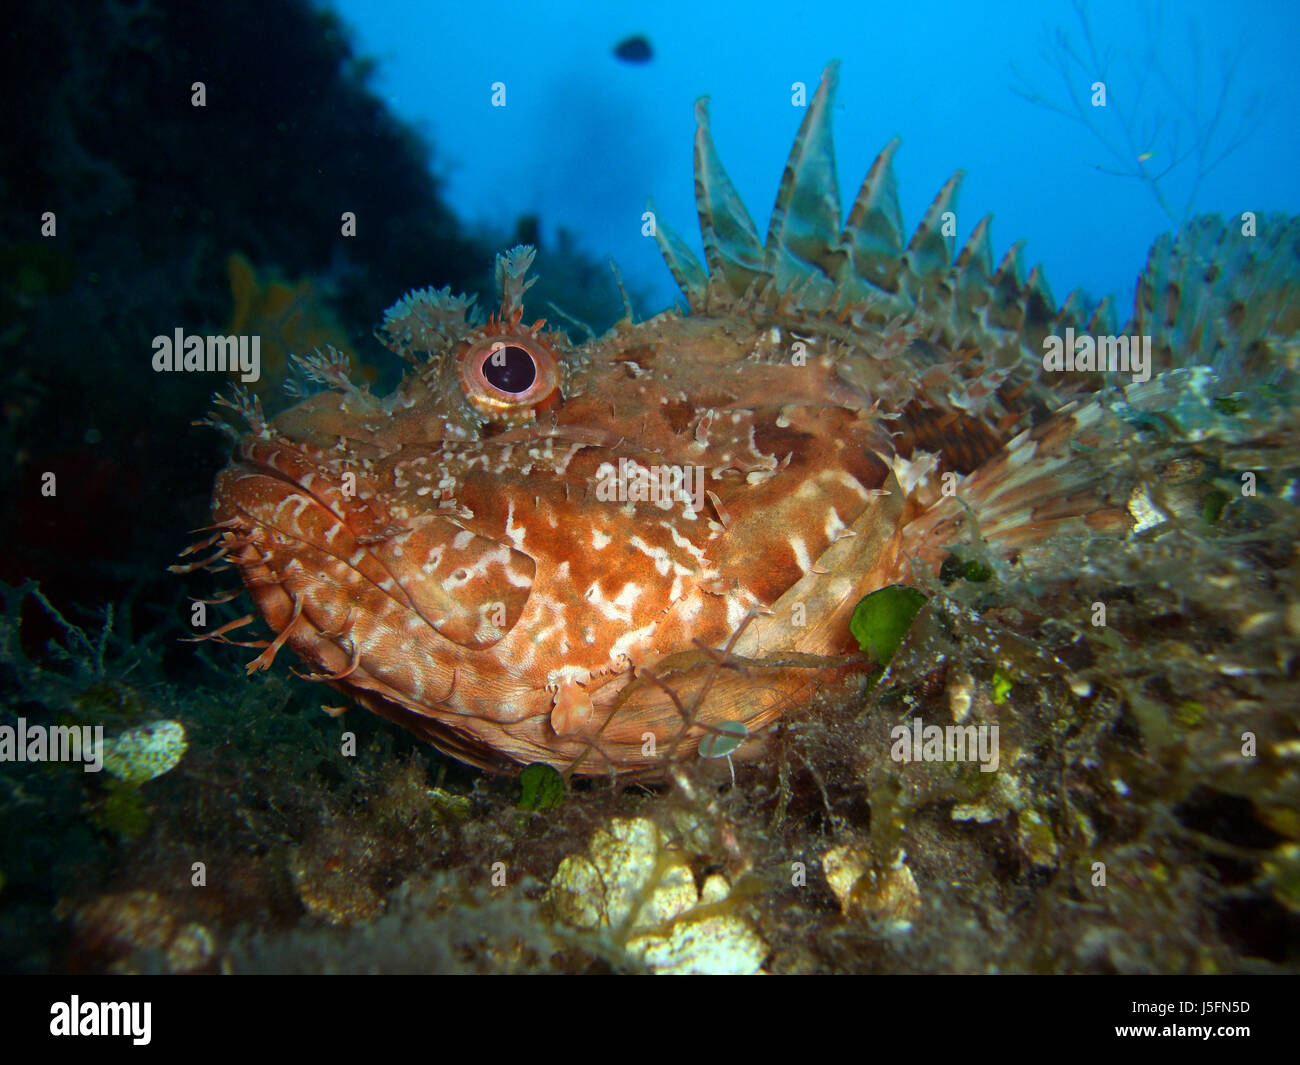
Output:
top-left (181, 63), bottom-right (1300, 776)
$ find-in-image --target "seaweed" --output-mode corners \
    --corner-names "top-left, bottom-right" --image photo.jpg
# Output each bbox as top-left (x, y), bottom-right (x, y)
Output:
top-left (1011, 0), bottom-right (1267, 224)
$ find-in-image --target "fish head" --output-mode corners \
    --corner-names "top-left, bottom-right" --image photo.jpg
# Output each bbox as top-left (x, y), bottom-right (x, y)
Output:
top-left (205, 247), bottom-right (907, 774)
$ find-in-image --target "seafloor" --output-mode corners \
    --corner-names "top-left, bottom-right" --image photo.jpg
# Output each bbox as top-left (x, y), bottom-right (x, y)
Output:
top-left (1, 0), bottom-right (1297, 974)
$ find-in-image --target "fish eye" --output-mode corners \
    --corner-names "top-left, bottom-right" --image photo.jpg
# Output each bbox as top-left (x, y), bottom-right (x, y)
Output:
top-left (482, 344), bottom-right (537, 394)
top-left (458, 332), bottom-right (561, 424)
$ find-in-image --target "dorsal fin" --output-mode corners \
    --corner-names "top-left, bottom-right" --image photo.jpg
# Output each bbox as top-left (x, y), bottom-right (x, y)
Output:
top-left (988, 241), bottom-right (1027, 331)
top-left (907, 170), bottom-right (964, 280)
top-left (955, 215), bottom-right (995, 310)
top-left (1087, 294), bottom-right (1117, 336)
top-left (652, 62), bottom-right (1107, 380)
top-left (1021, 264), bottom-right (1057, 350)
top-left (693, 97), bottom-right (768, 296)
top-left (648, 196), bottom-right (709, 301)
top-left (764, 61), bottom-right (845, 302)
top-left (841, 137), bottom-right (906, 298)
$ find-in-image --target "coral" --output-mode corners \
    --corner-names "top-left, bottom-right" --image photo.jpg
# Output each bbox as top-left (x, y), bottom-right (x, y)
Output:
top-left (546, 817), bottom-right (768, 975)
top-left (288, 824), bottom-right (387, 927)
top-left (101, 720), bottom-right (187, 785)
top-left (822, 841), bottom-right (923, 933)
top-left (63, 890), bottom-right (216, 975)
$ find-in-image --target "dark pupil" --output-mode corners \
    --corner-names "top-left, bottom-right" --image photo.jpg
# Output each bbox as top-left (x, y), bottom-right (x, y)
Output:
top-left (483, 346), bottom-right (536, 394)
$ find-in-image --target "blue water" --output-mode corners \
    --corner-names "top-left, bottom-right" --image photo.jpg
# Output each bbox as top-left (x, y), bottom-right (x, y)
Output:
top-left (329, 0), bottom-right (1300, 319)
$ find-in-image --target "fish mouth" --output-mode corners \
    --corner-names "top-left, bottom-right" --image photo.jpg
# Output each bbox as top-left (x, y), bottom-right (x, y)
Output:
top-left (210, 434), bottom-right (535, 676)
top-left (184, 445), bottom-right (537, 773)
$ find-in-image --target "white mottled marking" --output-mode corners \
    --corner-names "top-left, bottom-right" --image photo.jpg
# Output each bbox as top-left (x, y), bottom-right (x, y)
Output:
top-left (610, 622), bottom-right (657, 664)
top-left (628, 535), bottom-right (692, 579)
top-left (824, 507), bottom-right (848, 541)
top-left (504, 499), bottom-right (525, 548)
top-left (660, 522), bottom-right (709, 567)
top-left (582, 580), bottom-right (643, 624)
top-left (790, 535), bottom-right (813, 574)
top-left (828, 469), bottom-right (872, 500)
top-left (725, 595), bottom-right (750, 633)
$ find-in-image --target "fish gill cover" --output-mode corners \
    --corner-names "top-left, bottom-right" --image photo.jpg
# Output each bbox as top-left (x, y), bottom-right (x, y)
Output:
top-left (0, 0), bottom-right (1297, 987)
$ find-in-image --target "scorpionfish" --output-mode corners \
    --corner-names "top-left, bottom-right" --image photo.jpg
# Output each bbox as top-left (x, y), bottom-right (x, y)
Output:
top-left (179, 63), bottom-right (1300, 775)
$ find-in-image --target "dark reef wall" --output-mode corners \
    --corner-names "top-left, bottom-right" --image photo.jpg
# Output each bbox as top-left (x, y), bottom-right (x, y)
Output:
top-left (0, 0), bottom-right (498, 625)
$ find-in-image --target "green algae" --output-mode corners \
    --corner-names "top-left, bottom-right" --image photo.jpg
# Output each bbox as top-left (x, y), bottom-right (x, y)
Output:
top-left (1172, 700), bottom-right (1207, 728)
top-left (90, 779), bottom-right (151, 842)
top-left (1201, 489), bottom-right (1229, 523)
top-left (940, 553), bottom-right (994, 584)
top-left (517, 763), bottom-right (565, 812)
top-left (849, 586), bottom-right (928, 671)
top-left (991, 668), bottom-right (1014, 705)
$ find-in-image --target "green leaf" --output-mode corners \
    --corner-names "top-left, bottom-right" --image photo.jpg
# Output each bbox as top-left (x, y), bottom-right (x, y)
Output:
top-left (517, 763), bottom-right (565, 812)
top-left (1201, 489), bottom-right (1229, 524)
top-left (699, 720), bottom-right (748, 759)
top-left (849, 586), bottom-right (928, 668)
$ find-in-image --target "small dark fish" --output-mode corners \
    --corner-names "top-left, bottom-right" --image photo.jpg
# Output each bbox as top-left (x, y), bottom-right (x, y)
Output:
top-left (613, 35), bottom-right (653, 64)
